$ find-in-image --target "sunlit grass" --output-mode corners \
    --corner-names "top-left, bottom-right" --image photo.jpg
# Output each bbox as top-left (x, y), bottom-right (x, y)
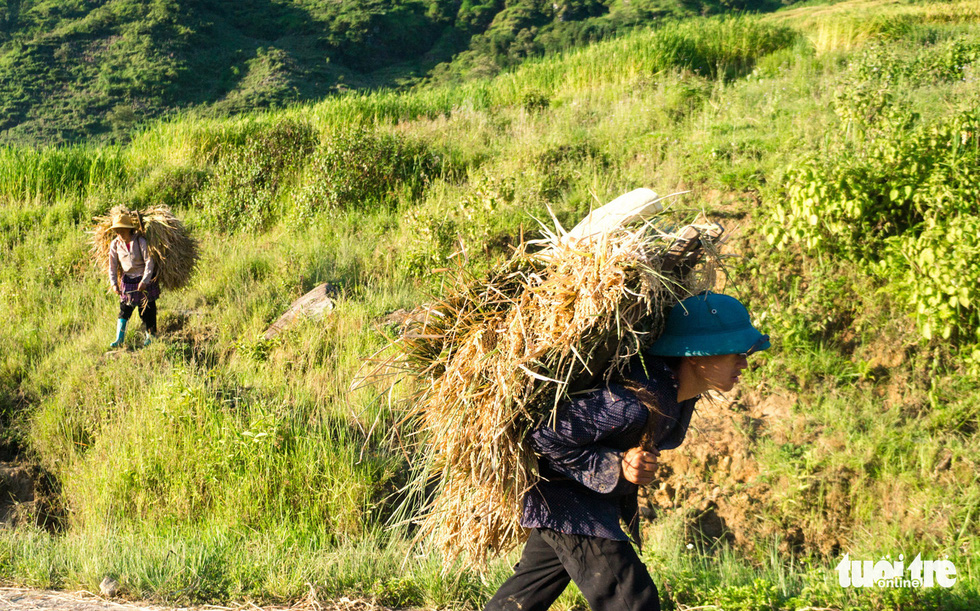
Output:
top-left (1, 3), bottom-right (979, 609)
top-left (770, 0), bottom-right (980, 52)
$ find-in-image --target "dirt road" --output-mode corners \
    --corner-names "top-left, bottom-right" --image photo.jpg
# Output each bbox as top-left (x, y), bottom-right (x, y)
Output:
top-left (0, 588), bottom-right (391, 611)
top-left (0, 588), bottom-right (179, 611)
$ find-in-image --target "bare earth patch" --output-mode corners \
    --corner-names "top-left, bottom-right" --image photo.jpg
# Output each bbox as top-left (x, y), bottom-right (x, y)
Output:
top-left (641, 384), bottom-right (849, 556)
top-left (0, 588), bottom-right (397, 611)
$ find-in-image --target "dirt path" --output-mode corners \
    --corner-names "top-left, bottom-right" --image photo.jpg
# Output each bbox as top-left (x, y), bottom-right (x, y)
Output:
top-left (0, 588), bottom-right (392, 611)
top-left (0, 588), bottom-right (178, 611)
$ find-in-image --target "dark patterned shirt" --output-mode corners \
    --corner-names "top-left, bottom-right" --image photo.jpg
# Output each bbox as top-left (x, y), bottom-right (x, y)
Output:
top-left (520, 355), bottom-right (699, 540)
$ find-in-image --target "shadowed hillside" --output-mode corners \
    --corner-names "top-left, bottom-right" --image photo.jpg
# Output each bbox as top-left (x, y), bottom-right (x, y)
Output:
top-left (0, 0), bottom-right (788, 146)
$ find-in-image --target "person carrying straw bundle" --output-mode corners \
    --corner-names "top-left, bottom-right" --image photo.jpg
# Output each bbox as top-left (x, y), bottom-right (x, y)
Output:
top-left (483, 291), bottom-right (770, 611)
top-left (92, 204), bottom-right (198, 349)
top-left (380, 189), bottom-right (768, 610)
top-left (105, 210), bottom-right (160, 348)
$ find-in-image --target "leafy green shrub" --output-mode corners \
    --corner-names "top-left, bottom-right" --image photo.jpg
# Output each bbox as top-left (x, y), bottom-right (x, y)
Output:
top-left (706, 578), bottom-right (782, 611)
top-left (883, 174), bottom-right (980, 346)
top-left (662, 77), bottom-right (712, 121)
top-left (376, 575), bottom-right (424, 607)
top-left (831, 38), bottom-right (980, 136)
top-left (399, 175), bottom-right (517, 277)
top-left (765, 40), bottom-right (980, 359)
top-left (847, 38), bottom-right (980, 88)
top-left (521, 89), bottom-right (549, 112)
top-left (294, 127), bottom-right (437, 219)
top-left (400, 206), bottom-right (461, 277)
top-left (196, 119), bottom-right (318, 231)
top-left (766, 106), bottom-right (980, 364)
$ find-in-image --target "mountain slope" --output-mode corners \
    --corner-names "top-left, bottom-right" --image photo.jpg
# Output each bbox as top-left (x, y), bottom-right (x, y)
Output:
top-left (0, 0), bottom-right (785, 146)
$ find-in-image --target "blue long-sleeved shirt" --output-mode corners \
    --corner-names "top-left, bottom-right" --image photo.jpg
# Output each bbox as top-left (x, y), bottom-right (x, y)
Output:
top-left (520, 355), bottom-right (699, 541)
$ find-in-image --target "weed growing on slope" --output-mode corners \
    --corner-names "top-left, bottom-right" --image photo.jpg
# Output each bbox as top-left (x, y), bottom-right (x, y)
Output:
top-left (293, 126), bottom-right (438, 219)
top-left (196, 119), bottom-right (318, 231)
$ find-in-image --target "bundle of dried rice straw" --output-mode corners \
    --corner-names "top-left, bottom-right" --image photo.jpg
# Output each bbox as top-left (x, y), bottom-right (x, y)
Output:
top-left (91, 204), bottom-right (199, 291)
top-left (379, 191), bottom-right (724, 568)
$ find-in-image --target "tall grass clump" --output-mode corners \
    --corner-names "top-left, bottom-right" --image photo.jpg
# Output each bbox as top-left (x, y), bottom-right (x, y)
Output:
top-left (643, 16), bottom-right (800, 81)
top-left (0, 146), bottom-right (125, 202)
top-left (129, 166), bottom-right (210, 211)
top-left (29, 347), bottom-right (395, 542)
top-left (773, 0), bottom-right (980, 53)
top-left (125, 114), bottom-right (297, 171)
top-left (489, 15), bottom-right (798, 103)
top-left (195, 119), bottom-right (318, 231)
top-left (293, 126), bottom-right (440, 220)
top-left (302, 88), bottom-right (461, 128)
top-left (0, 196), bottom-right (97, 237)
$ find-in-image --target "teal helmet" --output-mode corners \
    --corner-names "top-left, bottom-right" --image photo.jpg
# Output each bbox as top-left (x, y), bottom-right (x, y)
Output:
top-left (647, 292), bottom-right (770, 357)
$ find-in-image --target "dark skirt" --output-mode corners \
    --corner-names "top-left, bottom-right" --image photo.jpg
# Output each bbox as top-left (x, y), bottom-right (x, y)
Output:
top-left (121, 274), bottom-right (160, 306)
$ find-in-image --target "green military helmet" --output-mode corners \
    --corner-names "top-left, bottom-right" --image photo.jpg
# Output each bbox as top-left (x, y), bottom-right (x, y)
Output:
top-left (647, 291), bottom-right (770, 357)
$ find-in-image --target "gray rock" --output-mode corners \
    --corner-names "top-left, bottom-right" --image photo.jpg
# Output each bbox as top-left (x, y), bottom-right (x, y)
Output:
top-left (263, 282), bottom-right (338, 340)
top-left (99, 576), bottom-right (119, 598)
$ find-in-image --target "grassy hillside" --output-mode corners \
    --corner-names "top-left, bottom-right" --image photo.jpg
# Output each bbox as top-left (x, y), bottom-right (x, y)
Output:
top-left (0, 0), bottom-right (785, 147)
top-left (1, 1), bottom-right (979, 609)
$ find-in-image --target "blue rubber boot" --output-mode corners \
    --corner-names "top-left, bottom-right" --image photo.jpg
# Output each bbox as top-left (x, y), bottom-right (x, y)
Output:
top-left (143, 332), bottom-right (153, 347)
top-left (110, 318), bottom-right (128, 348)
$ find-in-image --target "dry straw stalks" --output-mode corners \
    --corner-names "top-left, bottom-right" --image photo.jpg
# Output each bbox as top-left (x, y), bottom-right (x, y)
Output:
top-left (91, 204), bottom-right (199, 291)
top-left (375, 206), bottom-right (725, 569)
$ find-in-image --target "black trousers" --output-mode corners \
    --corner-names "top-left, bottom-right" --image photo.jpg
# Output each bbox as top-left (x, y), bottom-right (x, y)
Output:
top-left (119, 299), bottom-right (157, 335)
top-left (484, 528), bottom-right (661, 611)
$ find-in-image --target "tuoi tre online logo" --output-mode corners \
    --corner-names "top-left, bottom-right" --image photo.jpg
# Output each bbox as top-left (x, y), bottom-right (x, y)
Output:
top-left (836, 554), bottom-right (957, 588)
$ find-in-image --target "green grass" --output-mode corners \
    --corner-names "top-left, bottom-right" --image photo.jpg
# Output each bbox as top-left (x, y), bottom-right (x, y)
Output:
top-left (0, 0), bottom-right (789, 146)
top-left (0, 146), bottom-right (126, 203)
top-left (1, 2), bottom-right (980, 608)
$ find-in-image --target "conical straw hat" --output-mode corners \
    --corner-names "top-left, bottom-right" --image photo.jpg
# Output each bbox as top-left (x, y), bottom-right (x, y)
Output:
top-left (109, 211), bottom-right (138, 230)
